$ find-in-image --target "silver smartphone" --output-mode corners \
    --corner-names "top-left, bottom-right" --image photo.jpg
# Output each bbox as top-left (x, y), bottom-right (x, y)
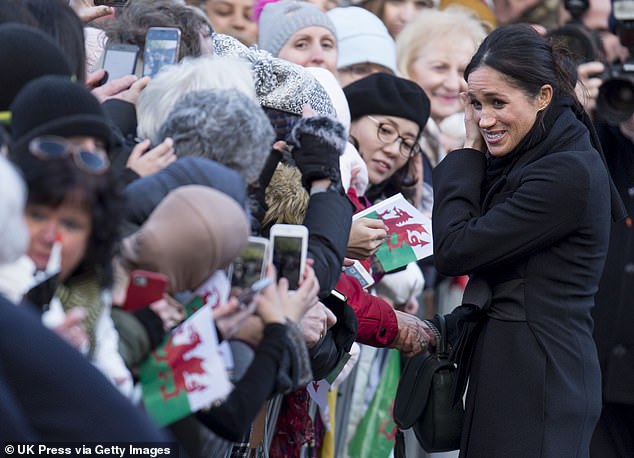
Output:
top-left (142, 27), bottom-right (181, 78)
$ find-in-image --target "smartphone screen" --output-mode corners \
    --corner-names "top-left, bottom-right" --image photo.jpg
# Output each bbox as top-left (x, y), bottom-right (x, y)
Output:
top-left (102, 44), bottom-right (138, 81)
top-left (271, 235), bottom-right (305, 290)
top-left (143, 27), bottom-right (181, 78)
top-left (230, 237), bottom-right (268, 290)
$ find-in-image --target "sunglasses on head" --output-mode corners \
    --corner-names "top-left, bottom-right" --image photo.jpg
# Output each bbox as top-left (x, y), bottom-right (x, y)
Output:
top-left (28, 136), bottom-right (110, 175)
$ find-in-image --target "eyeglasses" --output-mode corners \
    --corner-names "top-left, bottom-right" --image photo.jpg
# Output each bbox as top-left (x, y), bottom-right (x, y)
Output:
top-left (367, 116), bottom-right (421, 158)
top-left (28, 136), bottom-right (110, 175)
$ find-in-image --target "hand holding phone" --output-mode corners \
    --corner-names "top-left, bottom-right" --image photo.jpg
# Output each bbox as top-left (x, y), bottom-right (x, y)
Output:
top-left (122, 270), bottom-right (168, 311)
top-left (228, 236), bottom-right (269, 290)
top-left (101, 43), bottom-right (139, 83)
top-left (269, 224), bottom-right (308, 291)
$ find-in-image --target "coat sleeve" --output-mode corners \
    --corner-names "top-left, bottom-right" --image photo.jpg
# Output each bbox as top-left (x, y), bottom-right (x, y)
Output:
top-left (336, 274), bottom-right (398, 347)
top-left (432, 149), bottom-right (594, 276)
top-left (303, 191), bottom-right (353, 298)
top-left (196, 323), bottom-right (290, 441)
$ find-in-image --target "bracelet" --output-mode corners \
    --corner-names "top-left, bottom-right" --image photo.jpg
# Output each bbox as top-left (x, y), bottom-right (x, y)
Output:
top-left (423, 319), bottom-right (441, 346)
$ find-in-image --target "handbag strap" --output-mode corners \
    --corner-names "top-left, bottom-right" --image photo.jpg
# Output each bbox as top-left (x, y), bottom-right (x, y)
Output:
top-left (437, 314), bottom-right (447, 356)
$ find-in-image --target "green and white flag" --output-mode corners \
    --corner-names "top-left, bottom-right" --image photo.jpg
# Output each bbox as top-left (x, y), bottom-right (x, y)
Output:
top-left (348, 349), bottom-right (401, 458)
top-left (353, 193), bottom-right (433, 273)
top-left (139, 303), bottom-right (232, 427)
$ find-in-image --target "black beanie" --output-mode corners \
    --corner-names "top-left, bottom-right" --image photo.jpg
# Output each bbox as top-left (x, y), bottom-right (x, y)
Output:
top-left (0, 24), bottom-right (73, 112)
top-left (343, 73), bottom-right (431, 131)
top-left (10, 75), bottom-right (112, 152)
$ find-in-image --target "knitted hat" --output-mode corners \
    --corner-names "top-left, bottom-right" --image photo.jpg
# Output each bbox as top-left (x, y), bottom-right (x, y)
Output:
top-left (253, 57), bottom-right (336, 117)
top-left (343, 73), bottom-right (430, 131)
top-left (157, 89), bottom-right (274, 184)
top-left (9, 75), bottom-right (112, 152)
top-left (121, 185), bottom-right (249, 294)
top-left (0, 23), bottom-right (73, 113)
top-left (327, 7), bottom-right (397, 74)
top-left (212, 33), bottom-right (336, 118)
top-left (258, 0), bottom-right (337, 57)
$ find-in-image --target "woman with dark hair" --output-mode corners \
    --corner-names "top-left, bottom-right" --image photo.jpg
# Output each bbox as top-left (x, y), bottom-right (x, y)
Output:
top-left (9, 75), bottom-right (132, 395)
top-left (428, 24), bottom-right (625, 456)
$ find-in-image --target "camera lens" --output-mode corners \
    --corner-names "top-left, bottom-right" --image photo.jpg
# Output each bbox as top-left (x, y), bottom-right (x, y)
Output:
top-left (597, 77), bottom-right (634, 123)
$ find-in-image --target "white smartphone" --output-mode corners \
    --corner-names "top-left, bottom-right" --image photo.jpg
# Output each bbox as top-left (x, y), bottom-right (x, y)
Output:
top-left (269, 224), bottom-right (308, 291)
top-left (101, 43), bottom-right (139, 82)
top-left (142, 27), bottom-right (181, 78)
top-left (228, 236), bottom-right (270, 290)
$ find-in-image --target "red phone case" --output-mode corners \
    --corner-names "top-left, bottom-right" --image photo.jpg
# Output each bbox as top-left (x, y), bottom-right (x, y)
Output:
top-left (122, 270), bottom-right (168, 311)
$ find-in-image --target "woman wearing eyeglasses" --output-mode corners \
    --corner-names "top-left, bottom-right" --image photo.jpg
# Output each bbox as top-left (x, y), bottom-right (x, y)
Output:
top-left (344, 73), bottom-right (429, 205)
top-left (8, 75), bottom-right (133, 396)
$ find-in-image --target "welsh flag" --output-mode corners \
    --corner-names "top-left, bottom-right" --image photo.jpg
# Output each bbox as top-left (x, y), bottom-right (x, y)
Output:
top-left (353, 193), bottom-right (433, 273)
top-left (348, 349), bottom-right (401, 458)
top-left (140, 304), bottom-right (232, 426)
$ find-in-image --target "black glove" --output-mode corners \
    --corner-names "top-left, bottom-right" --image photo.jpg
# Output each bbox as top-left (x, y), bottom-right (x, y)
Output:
top-left (288, 116), bottom-right (347, 190)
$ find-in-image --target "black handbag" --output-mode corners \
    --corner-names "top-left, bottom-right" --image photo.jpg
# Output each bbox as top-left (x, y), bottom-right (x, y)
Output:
top-left (393, 315), bottom-right (464, 453)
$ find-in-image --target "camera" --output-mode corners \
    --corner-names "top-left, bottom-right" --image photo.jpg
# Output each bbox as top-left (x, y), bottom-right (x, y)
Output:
top-left (548, 0), bottom-right (634, 123)
top-left (595, 0), bottom-right (634, 123)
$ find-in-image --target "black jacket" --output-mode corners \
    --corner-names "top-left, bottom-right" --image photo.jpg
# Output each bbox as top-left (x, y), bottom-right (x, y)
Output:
top-left (433, 101), bottom-right (611, 457)
top-left (593, 121), bottom-right (634, 406)
top-left (0, 294), bottom-right (169, 442)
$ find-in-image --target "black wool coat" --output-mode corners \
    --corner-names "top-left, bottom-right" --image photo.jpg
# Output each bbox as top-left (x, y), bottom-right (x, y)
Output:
top-left (432, 106), bottom-right (611, 458)
top-left (593, 122), bottom-right (634, 406)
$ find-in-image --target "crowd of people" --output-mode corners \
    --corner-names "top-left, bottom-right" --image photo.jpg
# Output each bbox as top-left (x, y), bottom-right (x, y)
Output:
top-left (0, 0), bottom-right (632, 457)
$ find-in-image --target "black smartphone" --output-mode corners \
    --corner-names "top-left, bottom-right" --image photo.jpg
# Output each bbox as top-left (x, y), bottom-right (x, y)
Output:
top-left (94, 0), bottom-right (129, 6)
top-left (101, 43), bottom-right (139, 82)
top-left (142, 27), bottom-right (181, 78)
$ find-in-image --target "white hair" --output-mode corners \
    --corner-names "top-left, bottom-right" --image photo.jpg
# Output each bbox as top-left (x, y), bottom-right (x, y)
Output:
top-left (0, 156), bottom-right (29, 265)
top-left (136, 55), bottom-right (256, 140)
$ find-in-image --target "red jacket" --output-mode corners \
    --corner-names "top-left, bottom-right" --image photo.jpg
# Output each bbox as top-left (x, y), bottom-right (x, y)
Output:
top-left (336, 273), bottom-right (398, 347)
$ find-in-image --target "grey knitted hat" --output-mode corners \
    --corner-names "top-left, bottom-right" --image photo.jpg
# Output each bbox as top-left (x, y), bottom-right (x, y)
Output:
top-left (258, 0), bottom-right (337, 57)
top-left (252, 57), bottom-right (335, 117)
top-left (212, 33), bottom-right (336, 117)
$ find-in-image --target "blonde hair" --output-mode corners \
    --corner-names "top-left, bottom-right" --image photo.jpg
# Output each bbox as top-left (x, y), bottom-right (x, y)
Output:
top-left (396, 6), bottom-right (487, 80)
top-left (136, 55), bottom-right (256, 140)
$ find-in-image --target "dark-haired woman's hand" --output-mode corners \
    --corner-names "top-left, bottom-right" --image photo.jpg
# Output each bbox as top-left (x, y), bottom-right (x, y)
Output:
top-left (461, 92), bottom-right (486, 153)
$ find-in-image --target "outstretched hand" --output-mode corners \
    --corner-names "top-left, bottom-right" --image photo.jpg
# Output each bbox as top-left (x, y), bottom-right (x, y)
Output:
top-left (390, 310), bottom-right (436, 358)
